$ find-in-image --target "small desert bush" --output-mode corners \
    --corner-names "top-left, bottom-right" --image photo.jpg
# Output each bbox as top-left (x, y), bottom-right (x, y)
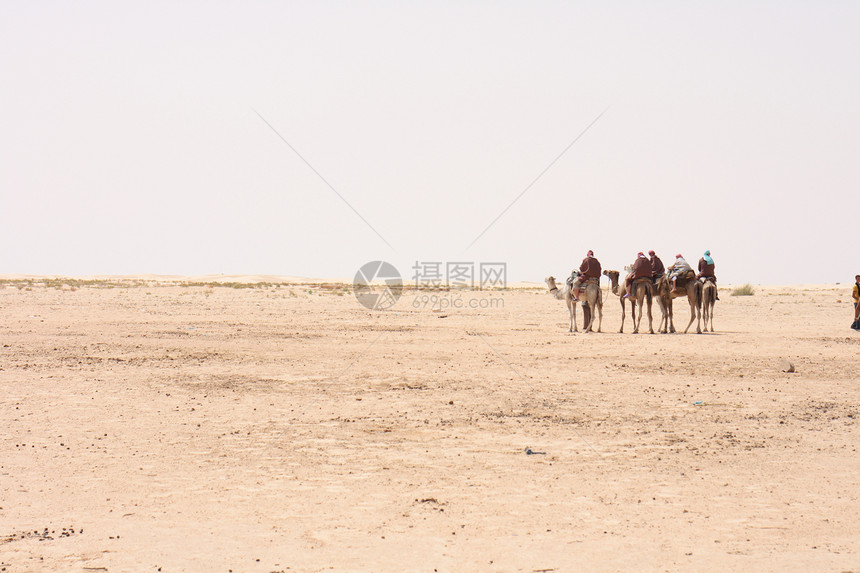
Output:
top-left (731, 283), bottom-right (755, 296)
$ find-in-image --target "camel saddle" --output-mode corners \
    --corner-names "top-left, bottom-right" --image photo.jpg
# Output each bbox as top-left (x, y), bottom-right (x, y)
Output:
top-left (573, 276), bottom-right (599, 299)
top-left (676, 270), bottom-right (695, 289)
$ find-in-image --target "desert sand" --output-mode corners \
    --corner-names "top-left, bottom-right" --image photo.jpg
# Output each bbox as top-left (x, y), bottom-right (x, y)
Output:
top-left (1, 277), bottom-right (859, 572)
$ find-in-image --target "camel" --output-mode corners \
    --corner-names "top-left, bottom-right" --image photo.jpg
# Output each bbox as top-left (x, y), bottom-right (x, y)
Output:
top-left (575, 274), bottom-right (603, 333)
top-left (545, 274), bottom-right (602, 333)
top-left (627, 277), bottom-right (654, 334)
top-left (545, 276), bottom-right (580, 332)
top-left (699, 278), bottom-right (716, 332)
top-left (654, 272), bottom-right (702, 334)
top-left (602, 270), bottom-right (636, 333)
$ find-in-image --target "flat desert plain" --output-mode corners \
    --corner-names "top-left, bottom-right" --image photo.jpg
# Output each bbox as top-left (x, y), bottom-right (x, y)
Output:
top-left (1, 277), bottom-right (859, 572)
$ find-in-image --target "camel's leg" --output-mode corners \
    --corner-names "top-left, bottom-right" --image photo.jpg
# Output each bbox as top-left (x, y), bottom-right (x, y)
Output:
top-left (618, 298), bottom-right (626, 333)
top-left (683, 298), bottom-right (697, 334)
top-left (585, 288), bottom-right (598, 332)
top-left (694, 304), bottom-right (701, 334)
top-left (631, 299), bottom-right (638, 334)
top-left (654, 278), bottom-right (671, 334)
top-left (589, 302), bottom-right (595, 332)
top-left (596, 298), bottom-right (603, 333)
top-left (661, 289), bottom-right (669, 333)
top-left (706, 290), bottom-right (715, 332)
top-left (567, 299), bottom-right (576, 332)
top-left (682, 286), bottom-right (701, 334)
top-left (663, 297), bottom-right (671, 333)
top-left (695, 289), bottom-right (703, 334)
top-left (668, 299), bottom-right (676, 333)
top-left (646, 291), bottom-right (654, 334)
top-left (632, 289), bottom-right (642, 334)
top-left (656, 295), bottom-right (667, 334)
top-left (628, 298), bottom-right (637, 333)
top-left (693, 288), bottom-right (703, 334)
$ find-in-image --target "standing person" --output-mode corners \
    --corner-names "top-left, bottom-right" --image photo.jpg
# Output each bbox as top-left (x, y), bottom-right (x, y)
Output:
top-left (649, 250), bottom-right (665, 281)
top-left (623, 252), bottom-right (652, 298)
top-left (667, 253), bottom-right (694, 294)
top-left (852, 275), bottom-right (860, 330)
top-left (697, 249), bottom-right (719, 300)
top-left (571, 250), bottom-right (601, 302)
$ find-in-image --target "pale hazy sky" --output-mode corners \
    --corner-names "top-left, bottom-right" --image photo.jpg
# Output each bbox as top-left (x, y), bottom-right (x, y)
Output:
top-left (3, 2), bottom-right (858, 284)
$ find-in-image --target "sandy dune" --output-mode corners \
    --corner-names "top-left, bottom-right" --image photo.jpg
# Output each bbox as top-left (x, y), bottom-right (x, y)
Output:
top-left (1, 279), bottom-right (859, 572)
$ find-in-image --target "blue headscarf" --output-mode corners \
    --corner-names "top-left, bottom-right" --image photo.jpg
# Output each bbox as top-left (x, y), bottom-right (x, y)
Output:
top-left (703, 250), bottom-right (713, 265)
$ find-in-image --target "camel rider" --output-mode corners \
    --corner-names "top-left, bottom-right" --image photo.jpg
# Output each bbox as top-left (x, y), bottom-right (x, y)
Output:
top-left (853, 275), bottom-right (860, 330)
top-left (649, 250), bottom-right (665, 282)
top-left (571, 250), bottom-right (601, 302)
top-left (668, 253), bottom-right (693, 294)
top-left (697, 249), bottom-right (719, 300)
top-left (623, 252), bottom-right (652, 298)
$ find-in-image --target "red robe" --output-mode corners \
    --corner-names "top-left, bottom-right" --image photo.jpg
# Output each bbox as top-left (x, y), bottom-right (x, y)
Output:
top-left (631, 257), bottom-right (652, 280)
top-left (579, 256), bottom-right (602, 279)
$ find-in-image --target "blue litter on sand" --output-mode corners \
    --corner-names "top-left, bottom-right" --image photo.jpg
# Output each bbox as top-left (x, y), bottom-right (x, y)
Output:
top-left (693, 401), bottom-right (704, 406)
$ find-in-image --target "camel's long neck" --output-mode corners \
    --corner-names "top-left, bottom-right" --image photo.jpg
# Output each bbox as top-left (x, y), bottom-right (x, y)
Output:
top-left (547, 282), bottom-right (568, 300)
top-left (609, 276), bottom-right (620, 295)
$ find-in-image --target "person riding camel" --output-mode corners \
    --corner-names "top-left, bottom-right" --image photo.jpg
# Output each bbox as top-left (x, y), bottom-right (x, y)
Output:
top-left (667, 253), bottom-right (693, 294)
top-left (853, 275), bottom-right (860, 330)
top-left (570, 250), bottom-right (601, 302)
top-left (697, 250), bottom-right (719, 300)
top-left (852, 275), bottom-right (860, 330)
top-left (623, 252), bottom-right (652, 298)
top-left (649, 250), bottom-right (665, 283)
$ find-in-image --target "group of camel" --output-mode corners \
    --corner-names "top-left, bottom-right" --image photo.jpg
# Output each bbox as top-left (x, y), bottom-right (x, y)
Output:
top-left (545, 270), bottom-right (717, 334)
